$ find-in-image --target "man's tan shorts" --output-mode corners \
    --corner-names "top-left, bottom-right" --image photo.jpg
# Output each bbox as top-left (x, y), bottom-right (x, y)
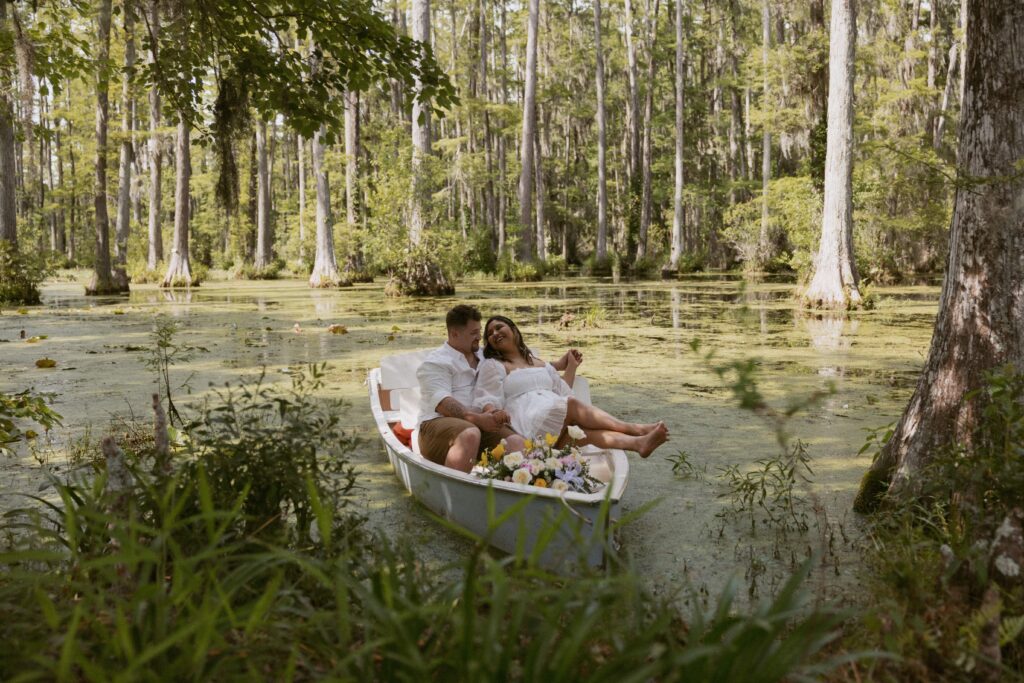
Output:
top-left (418, 417), bottom-right (512, 466)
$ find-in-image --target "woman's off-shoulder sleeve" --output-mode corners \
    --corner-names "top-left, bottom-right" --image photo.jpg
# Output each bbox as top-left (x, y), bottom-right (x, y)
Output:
top-left (473, 358), bottom-right (507, 410)
top-left (547, 363), bottom-right (573, 397)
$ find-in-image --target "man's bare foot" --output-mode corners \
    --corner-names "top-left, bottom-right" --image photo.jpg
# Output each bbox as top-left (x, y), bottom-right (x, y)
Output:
top-left (636, 422), bottom-right (669, 458)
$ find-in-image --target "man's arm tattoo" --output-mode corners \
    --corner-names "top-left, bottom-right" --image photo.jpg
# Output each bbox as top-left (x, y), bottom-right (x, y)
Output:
top-left (437, 397), bottom-right (469, 420)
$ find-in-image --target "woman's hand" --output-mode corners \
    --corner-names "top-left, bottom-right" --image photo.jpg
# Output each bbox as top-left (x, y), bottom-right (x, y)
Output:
top-left (565, 348), bottom-right (582, 370)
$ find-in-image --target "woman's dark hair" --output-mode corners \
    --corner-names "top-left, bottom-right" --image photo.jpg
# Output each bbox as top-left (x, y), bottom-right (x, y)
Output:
top-left (483, 315), bottom-right (534, 363)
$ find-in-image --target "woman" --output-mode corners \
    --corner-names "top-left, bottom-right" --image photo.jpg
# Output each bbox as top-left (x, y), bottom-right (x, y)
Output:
top-left (473, 315), bottom-right (669, 457)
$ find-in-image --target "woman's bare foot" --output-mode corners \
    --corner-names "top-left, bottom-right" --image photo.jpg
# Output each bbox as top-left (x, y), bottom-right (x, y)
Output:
top-left (628, 422), bottom-right (663, 436)
top-left (635, 422), bottom-right (669, 458)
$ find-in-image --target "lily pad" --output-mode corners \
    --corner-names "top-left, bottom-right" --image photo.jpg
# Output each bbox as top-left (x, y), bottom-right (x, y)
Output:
top-left (35, 358), bottom-right (57, 368)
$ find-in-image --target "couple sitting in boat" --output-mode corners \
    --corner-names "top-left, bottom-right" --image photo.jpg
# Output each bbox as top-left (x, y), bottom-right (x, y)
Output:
top-left (416, 304), bottom-right (670, 472)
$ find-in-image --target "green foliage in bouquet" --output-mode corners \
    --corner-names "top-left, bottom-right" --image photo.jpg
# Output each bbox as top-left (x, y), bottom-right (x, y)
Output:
top-left (477, 432), bottom-right (602, 494)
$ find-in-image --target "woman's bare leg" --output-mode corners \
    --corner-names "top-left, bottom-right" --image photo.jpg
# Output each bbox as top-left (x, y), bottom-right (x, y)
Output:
top-left (568, 424), bottom-right (669, 458)
top-left (564, 397), bottom-right (662, 437)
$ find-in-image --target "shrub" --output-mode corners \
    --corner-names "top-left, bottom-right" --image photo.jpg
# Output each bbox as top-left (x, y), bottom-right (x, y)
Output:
top-left (0, 241), bottom-right (51, 305)
top-left (581, 253), bottom-right (613, 276)
top-left (496, 253), bottom-right (544, 283)
top-left (128, 259), bottom-right (162, 284)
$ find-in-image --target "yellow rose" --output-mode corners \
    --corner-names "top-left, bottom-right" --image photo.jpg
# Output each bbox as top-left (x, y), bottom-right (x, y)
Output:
top-left (544, 433), bottom-right (558, 447)
top-left (534, 478), bottom-right (548, 489)
top-left (490, 443), bottom-right (506, 459)
top-left (480, 454), bottom-right (489, 466)
top-left (524, 439), bottom-right (534, 451)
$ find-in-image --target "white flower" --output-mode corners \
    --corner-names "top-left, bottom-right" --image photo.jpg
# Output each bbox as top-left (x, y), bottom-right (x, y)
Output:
top-left (544, 457), bottom-right (562, 471)
top-left (529, 460), bottom-right (544, 475)
top-left (503, 451), bottom-right (524, 468)
top-left (567, 425), bottom-right (586, 441)
top-left (995, 554), bottom-right (1021, 578)
top-left (551, 479), bottom-right (569, 492)
top-left (512, 468), bottom-right (533, 485)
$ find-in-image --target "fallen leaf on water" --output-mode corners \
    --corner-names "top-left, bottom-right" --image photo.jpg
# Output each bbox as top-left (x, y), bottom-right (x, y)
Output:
top-left (293, 323), bottom-right (303, 334)
top-left (386, 334), bottom-right (396, 342)
top-left (17, 308), bottom-right (28, 315)
top-left (26, 335), bottom-right (48, 343)
top-left (391, 325), bottom-right (401, 332)
top-left (25, 430), bottom-right (38, 439)
top-left (327, 324), bottom-right (348, 335)
top-left (35, 358), bottom-right (57, 368)
top-left (113, 309), bottom-right (125, 315)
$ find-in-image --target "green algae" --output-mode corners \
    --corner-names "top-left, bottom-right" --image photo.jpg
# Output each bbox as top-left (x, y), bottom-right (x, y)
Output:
top-left (0, 271), bottom-right (940, 607)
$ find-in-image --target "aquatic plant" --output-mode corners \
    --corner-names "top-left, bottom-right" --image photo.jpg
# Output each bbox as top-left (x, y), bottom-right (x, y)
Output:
top-left (0, 389), bottom-right (62, 457)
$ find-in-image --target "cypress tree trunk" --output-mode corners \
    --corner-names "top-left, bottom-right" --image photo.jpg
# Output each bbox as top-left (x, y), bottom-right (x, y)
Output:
top-left (0, 1), bottom-right (16, 246)
top-left (669, 0), bottom-right (685, 270)
top-left (803, 0), bottom-right (861, 309)
top-left (593, 0), bottom-right (608, 260)
top-left (636, 0), bottom-right (660, 261)
top-left (517, 0), bottom-right (539, 261)
top-left (253, 118), bottom-right (273, 270)
top-left (87, 0), bottom-right (125, 295)
top-left (114, 0), bottom-right (135, 269)
top-left (533, 131), bottom-right (546, 260)
top-left (758, 0), bottom-right (770, 266)
top-left (409, 0), bottom-right (432, 246)
top-left (297, 132), bottom-right (305, 265)
top-left (345, 90), bottom-right (359, 227)
top-left (309, 123), bottom-right (341, 287)
top-left (855, 0), bottom-right (1024, 512)
top-left (162, 118), bottom-right (192, 287)
top-left (146, 0), bottom-right (162, 269)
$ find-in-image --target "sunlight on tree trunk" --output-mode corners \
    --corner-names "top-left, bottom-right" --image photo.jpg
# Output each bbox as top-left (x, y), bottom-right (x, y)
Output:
top-left (146, 0), bottom-right (162, 270)
top-left (87, 0), bottom-right (125, 295)
top-left (517, 0), bottom-right (539, 261)
top-left (594, 0), bottom-right (608, 260)
top-left (855, 0), bottom-right (1024, 512)
top-left (758, 0), bottom-right (770, 266)
top-left (409, 0), bottom-right (432, 247)
top-left (309, 124), bottom-right (341, 287)
top-left (802, 0), bottom-right (861, 309)
top-left (0, 2), bottom-right (16, 246)
top-left (669, 0), bottom-right (685, 271)
top-left (162, 118), bottom-right (192, 288)
top-left (253, 118), bottom-right (273, 270)
top-left (114, 1), bottom-right (135, 270)
top-left (636, 0), bottom-right (660, 261)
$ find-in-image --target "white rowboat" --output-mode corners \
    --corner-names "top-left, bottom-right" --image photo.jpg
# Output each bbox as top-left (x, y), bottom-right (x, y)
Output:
top-left (368, 350), bottom-right (630, 568)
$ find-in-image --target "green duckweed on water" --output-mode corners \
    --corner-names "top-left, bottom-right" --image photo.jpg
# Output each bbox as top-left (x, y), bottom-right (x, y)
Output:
top-left (0, 271), bottom-right (939, 607)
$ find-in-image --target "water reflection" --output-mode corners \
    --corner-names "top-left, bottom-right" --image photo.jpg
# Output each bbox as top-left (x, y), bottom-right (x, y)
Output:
top-left (801, 313), bottom-right (860, 378)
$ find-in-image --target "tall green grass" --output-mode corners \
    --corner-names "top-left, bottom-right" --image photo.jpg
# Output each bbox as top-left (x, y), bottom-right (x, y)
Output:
top-left (1, 366), bottom-right (868, 681)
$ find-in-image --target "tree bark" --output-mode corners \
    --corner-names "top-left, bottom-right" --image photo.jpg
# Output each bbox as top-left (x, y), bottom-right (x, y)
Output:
top-left (533, 130), bottom-right (546, 260)
top-left (345, 90), bottom-right (359, 227)
top-left (146, 0), bottom-right (163, 269)
top-left (517, 0), bottom-right (539, 261)
top-left (309, 124), bottom-right (341, 287)
top-left (0, 2), bottom-right (16, 246)
top-left (162, 118), bottom-right (192, 287)
top-left (669, 0), bottom-right (685, 270)
top-left (803, 0), bottom-right (862, 309)
top-left (594, 0), bottom-right (608, 260)
top-left (87, 0), bottom-right (124, 295)
top-left (758, 0), bottom-right (771, 265)
top-left (297, 132), bottom-right (306, 265)
top-left (636, 0), bottom-right (661, 261)
top-left (253, 118), bottom-right (273, 270)
top-left (855, 0), bottom-right (1024, 512)
top-left (624, 0), bottom-right (640, 187)
top-left (409, 0), bottom-right (432, 246)
top-left (115, 1), bottom-right (136, 267)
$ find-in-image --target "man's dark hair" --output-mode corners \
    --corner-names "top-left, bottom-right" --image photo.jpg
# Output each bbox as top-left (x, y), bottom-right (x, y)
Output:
top-left (446, 304), bottom-right (481, 330)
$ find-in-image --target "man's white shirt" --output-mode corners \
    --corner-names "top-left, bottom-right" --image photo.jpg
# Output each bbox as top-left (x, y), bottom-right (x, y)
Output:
top-left (416, 343), bottom-right (484, 427)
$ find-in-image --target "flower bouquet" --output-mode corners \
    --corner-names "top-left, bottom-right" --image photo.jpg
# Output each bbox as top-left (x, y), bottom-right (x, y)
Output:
top-left (474, 427), bottom-right (602, 494)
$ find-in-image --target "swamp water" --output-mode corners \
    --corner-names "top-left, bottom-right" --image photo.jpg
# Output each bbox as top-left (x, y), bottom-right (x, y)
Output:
top-left (0, 273), bottom-right (940, 605)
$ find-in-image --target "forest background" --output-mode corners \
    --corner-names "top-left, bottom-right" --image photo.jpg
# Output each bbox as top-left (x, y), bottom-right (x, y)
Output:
top-left (0, 0), bottom-right (960, 294)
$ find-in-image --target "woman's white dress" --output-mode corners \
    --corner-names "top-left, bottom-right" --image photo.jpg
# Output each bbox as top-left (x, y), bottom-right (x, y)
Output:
top-left (473, 358), bottom-right (573, 440)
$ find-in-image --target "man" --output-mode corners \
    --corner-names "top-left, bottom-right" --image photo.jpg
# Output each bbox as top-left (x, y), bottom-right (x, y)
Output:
top-left (416, 304), bottom-right (526, 471)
